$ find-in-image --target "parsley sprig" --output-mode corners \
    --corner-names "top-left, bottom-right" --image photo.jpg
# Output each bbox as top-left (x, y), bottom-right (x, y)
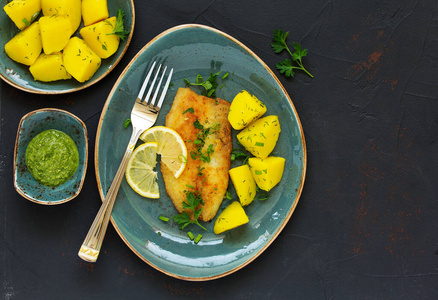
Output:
top-left (271, 29), bottom-right (313, 78)
top-left (184, 71), bottom-right (228, 98)
top-left (107, 9), bottom-right (130, 40)
top-left (172, 190), bottom-right (207, 231)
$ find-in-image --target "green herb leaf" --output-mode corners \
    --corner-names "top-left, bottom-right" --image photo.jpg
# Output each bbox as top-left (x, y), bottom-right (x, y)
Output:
top-left (178, 154), bottom-right (188, 163)
top-left (123, 118), bottom-right (131, 128)
top-left (159, 216), bottom-right (169, 222)
top-left (271, 29), bottom-right (313, 78)
top-left (230, 148), bottom-right (250, 164)
top-left (276, 59), bottom-right (295, 78)
top-left (183, 107), bottom-right (195, 114)
top-left (271, 29), bottom-right (289, 53)
top-left (183, 70), bottom-right (229, 98)
top-left (194, 234), bottom-right (203, 244)
top-left (22, 18), bottom-right (30, 27)
top-left (172, 191), bottom-right (207, 231)
top-left (108, 9), bottom-right (130, 40)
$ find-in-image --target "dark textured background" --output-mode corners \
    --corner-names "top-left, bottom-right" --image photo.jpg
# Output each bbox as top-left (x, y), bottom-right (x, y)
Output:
top-left (2, 0), bottom-right (438, 299)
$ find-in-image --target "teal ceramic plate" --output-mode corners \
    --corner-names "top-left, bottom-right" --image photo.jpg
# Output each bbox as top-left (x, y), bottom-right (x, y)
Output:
top-left (14, 108), bottom-right (88, 204)
top-left (96, 24), bottom-right (306, 280)
top-left (0, 0), bottom-right (134, 94)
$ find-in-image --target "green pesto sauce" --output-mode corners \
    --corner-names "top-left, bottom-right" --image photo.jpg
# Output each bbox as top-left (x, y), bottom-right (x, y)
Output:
top-left (25, 129), bottom-right (79, 187)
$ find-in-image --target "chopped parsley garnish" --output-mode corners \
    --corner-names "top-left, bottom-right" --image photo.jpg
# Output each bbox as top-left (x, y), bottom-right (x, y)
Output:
top-left (178, 154), bottom-right (188, 163)
top-left (194, 234), bottom-right (203, 244)
top-left (183, 71), bottom-right (229, 98)
top-left (230, 148), bottom-right (250, 164)
top-left (159, 216), bottom-right (169, 222)
top-left (183, 107), bottom-right (195, 114)
top-left (123, 118), bottom-right (131, 128)
top-left (256, 187), bottom-right (269, 201)
top-left (189, 120), bottom-right (220, 163)
top-left (22, 18), bottom-right (30, 27)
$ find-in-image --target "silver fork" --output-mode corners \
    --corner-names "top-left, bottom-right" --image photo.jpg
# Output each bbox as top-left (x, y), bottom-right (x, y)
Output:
top-left (78, 61), bottom-right (173, 263)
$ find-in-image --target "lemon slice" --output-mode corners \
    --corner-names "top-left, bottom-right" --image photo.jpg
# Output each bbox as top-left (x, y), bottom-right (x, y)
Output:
top-left (125, 142), bottom-right (159, 198)
top-left (139, 126), bottom-right (187, 178)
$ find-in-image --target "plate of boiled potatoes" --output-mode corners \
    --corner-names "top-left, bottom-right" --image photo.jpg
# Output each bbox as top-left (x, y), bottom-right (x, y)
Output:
top-left (0, 0), bottom-right (134, 94)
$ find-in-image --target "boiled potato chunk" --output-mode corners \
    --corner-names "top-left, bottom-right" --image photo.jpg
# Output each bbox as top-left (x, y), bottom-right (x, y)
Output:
top-left (39, 15), bottom-right (73, 54)
top-left (248, 157), bottom-right (285, 191)
top-left (80, 17), bottom-right (120, 59)
top-left (82, 0), bottom-right (109, 26)
top-left (29, 52), bottom-right (71, 82)
top-left (4, 0), bottom-right (41, 30)
top-left (228, 90), bottom-right (267, 130)
top-left (237, 115), bottom-right (281, 159)
top-left (63, 37), bottom-right (101, 82)
top-left (214, 201), bottom-right (249, 234)
top-left (4, 21), bottom-right (41, 65)
top-left (41, 0), bottom-right (82, 32)
top-left (229, 164), bottom-right (256, 207)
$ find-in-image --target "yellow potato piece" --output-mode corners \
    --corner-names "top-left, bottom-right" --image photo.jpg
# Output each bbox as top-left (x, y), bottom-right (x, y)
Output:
top-left (5, 21), bottom-right (42, 65)
top-left (41, 0), bottom-right (81, 32)
top-left (3, 0), bottom-right (41, 30)
top-left (229, 164), bottom-right (256, 207)
top-left (29, 52), bottom-right (71, 82)
top-left (236, 115), bottom-right (281, 159)
top-left (214, 201), bottom-right (249, 234)
top-left (248, 156), bottom-right (285, 191)
top-left (80, 17), bottom-right (120, 59)
top-left (39, 15), bottom-right (73, 54)
top-left (228, 90), bottom-right (267, 130)
top-left (82, 0), bottom-right (109, 26)
top-left (63, 37), bottom-right (101, 82)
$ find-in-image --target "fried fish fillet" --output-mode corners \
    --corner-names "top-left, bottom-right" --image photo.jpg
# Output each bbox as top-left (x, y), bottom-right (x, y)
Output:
top-left (161, 87), bottom-right (232, 222)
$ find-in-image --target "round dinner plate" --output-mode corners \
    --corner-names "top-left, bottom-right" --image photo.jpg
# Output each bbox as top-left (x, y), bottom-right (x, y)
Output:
top-left (95, 24), bottom-right (306, 281)
top-left (0, 0), bottom-right (134, 94)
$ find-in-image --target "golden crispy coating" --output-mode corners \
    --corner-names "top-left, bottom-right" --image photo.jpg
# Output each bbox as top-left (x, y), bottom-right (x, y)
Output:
top-left (161, 87), bottom-right (232, 221)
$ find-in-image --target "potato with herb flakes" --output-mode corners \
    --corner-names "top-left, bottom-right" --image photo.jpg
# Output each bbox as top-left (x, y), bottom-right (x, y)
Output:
top-left (228, 90), bottom-right (267, 130)
top-left (63, 37), bottom-right (101, 83)
top-left (248, 156), bottom-right (285, 192)
top-left (214, 201), bottom-right (249, 234)
top-left (41, 0), bottom-right (82, 32)
top-left (80, 17), bottom-right (120, 59)
top-left (5, 21), bottom-right (42, 65)
top-left (229, 164), bottom-right (257, 207)
top-left (39, 15), bottom-right (73, 54)
top-left (3, 0), bottom-right (41, 30)
top-left (81, 0), bottom-right (109, 26)
top-left (30, 52), bottom-right (71, 82)
top-left (237, 115), bottom-right (281, 159)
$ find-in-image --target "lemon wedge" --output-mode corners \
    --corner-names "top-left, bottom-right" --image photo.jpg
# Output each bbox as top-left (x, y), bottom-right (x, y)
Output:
top-left (125, 142), bottom-right (159, 198)
top-left (139, 126), bottom-right (187, 178)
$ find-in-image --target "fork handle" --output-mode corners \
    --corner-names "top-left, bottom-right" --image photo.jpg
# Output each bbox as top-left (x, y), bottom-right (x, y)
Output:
top-left (78, 130), bottom-right (142, 262)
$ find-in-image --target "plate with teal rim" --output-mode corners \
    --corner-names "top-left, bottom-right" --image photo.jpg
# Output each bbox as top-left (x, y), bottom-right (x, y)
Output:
top-left (0, 0), bottom-right (134, 94)
top-left (95, 24), bottom-right (307, 281)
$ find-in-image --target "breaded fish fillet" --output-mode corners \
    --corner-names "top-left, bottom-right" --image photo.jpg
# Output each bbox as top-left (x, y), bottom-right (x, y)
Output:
top-left (161, 87), bottom-right (232, 222)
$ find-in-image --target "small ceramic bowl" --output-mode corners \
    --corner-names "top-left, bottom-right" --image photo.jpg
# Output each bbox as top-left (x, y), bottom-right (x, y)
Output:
top-left (14, 108), bottom-right (88, 205)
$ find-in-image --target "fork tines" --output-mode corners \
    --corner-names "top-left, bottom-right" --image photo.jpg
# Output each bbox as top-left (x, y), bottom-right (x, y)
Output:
top-left (137, 61), bottom-right (173, 109)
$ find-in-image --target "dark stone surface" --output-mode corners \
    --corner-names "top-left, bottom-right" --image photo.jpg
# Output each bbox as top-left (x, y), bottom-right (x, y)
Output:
top-left (1, 0), bottom-right (438, 299)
